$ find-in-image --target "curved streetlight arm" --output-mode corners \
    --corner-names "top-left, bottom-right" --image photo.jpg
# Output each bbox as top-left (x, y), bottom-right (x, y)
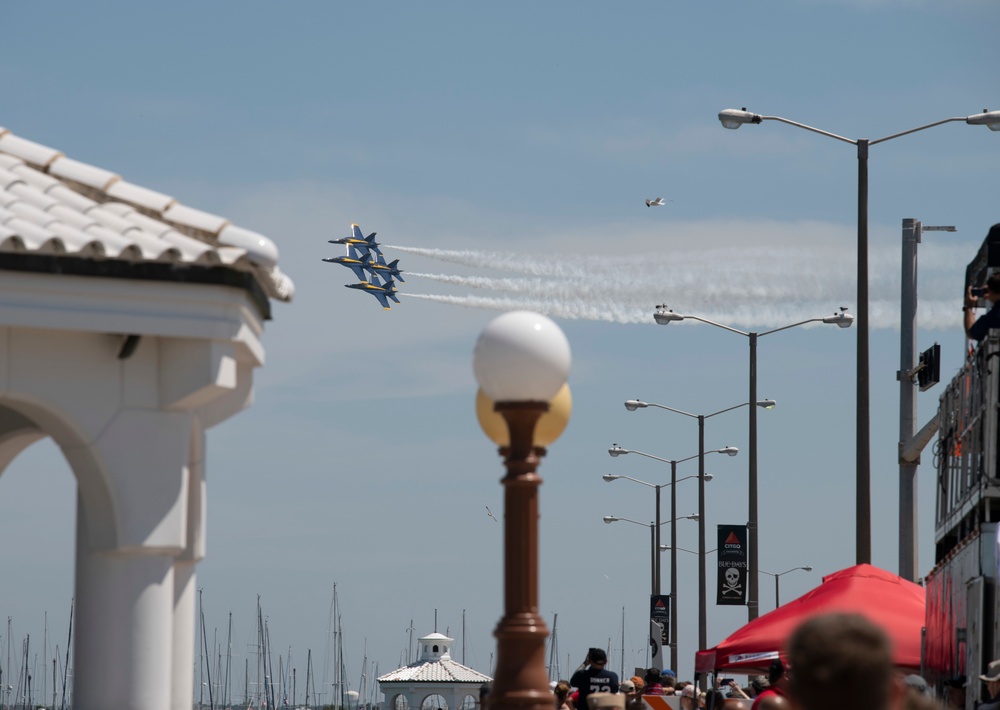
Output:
top-left (705, 401), bottom-right (751, 420)
top-left (667, 314), bottom-right (851, 340)
top-left (722, 109), bottom-right (1000, 145)
top-left (604, 472), bottom-right (710, 488)
top-left (605, 514), bottom-right (697, 528)
top-left (629, 399), bottom-right (776, 419)
top-left (612, 447), bottom-right (736, 464)
top-left (871, 116), bottom-right (970, 146)
top-left (760, 115), bottom-right (857, 145)
top-left (760, 565), bottom-right (813, 579)
top-left (759, 317), bottom-right (827, 337)
top-left (636, 401), bottom-right (699, 419)
top-left (673, 313), bottom-right (750, 337)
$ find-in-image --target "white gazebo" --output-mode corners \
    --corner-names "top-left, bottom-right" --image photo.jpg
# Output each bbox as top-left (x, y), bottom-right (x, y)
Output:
top-left (0, 126), bottom-right (293, 710)
top-left (378, 633), bottom-right (493, 710)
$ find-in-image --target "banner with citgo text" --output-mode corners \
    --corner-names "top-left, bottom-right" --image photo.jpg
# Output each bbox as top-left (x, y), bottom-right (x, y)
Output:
top-left (717, 524), bottom-right (748, 605)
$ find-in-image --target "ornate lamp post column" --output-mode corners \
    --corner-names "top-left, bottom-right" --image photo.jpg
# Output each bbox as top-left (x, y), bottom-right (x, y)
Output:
top-left (474, 311), bottom-right (571, 710)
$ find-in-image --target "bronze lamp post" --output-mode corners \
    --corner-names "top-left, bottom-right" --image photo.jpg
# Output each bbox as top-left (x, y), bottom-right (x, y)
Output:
top-left (473, 311), bottom-right (572, 710)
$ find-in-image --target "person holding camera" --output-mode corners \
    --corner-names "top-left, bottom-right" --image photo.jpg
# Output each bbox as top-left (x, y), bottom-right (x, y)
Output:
top-left (965, 272), bottom-right (1000, 342)
top-left (570, 648), bottom-right (619, 710)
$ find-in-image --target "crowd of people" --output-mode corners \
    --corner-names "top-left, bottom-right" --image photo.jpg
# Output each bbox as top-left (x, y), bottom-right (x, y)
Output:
top-left (515, 613), bottom-right (968, 710)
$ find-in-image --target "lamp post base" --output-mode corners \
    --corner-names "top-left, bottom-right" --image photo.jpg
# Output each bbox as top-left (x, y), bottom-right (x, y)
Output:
top-left (490, 402), bottom-right (551, 710)
top-left (490, 613), bottom-right (551, 710)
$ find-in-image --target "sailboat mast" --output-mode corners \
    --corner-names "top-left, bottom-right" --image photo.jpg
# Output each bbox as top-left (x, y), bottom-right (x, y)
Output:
top-left (305, 649), bottom-right (313, 708)
top-left (462, 610), bottom-right (466, 665)
top-left (199, 589), bottom-right (214, 710)
top-left (359, 640), bottom-right (368, 710)
top-left (224, 612), bottom-right (233, 708)
top-left (60, 599), bottom-right (73, 710)
top-left (254, 594), bottom-right (267, 706)
top-left (620, 607), bottom-right (625, 680)
top-left (42, 611), bottom-right (47, 706)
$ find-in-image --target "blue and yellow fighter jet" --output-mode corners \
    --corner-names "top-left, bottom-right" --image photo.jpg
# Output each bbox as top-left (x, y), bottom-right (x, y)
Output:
top-left (321, 244), bottom-right (370, 280)
top-left (364, 252), bottom-right (405, 283)
top-left (344, 274), bottom-right (400, 310)
top-left (328, 223), bottom-right (382, 257)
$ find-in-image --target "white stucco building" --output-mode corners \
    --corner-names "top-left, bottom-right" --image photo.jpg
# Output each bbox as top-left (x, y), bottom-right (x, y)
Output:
top-left (378, 633), bottom-right (492, 710)
top-left (0, 126), bottom-right (292, 710)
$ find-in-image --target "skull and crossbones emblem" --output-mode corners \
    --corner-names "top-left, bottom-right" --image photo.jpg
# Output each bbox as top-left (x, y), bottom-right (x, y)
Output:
top-left (722, 567), bottom-right (743, 596)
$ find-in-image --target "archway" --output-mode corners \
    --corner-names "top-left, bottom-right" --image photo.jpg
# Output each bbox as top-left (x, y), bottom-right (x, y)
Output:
top-left (422, 693), bottom-right (449, 710)
top-left (0, 436), bottom-right (75, 710)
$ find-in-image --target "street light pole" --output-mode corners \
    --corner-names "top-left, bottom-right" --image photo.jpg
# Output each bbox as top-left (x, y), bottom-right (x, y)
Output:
top-left (652, 308), bottom-right (852, 621)
top-left (697, 415), bottom-right (706, 671)
top-left (669, 461), bottom-right (676, 674)
top-left (622, 401), bottom-right (755, 660)
top-left (759, 566), bottom-right (813, 609)
top-left (717, 106), bottom-right (1000, 565)
top-left (605, 453), bottom-right (724, 673)
top-left (897, 219), bottom-right (955, 582)
top-left (603, 515), bottom-right (699, 595)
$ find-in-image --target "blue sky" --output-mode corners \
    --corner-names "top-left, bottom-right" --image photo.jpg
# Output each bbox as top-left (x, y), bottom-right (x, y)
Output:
top-left (1, 0), bottom-right (998, 702)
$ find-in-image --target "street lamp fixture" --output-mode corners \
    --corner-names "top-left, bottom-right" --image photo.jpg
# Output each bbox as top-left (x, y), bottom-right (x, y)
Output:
top-left (603, 514), bottom-right (699, 525)
top-left (604, 472), bottom-right (714, 483)
top-left (760, 566), bottom-right (814, 609)
top-left (716, 104), bottom-right (999, 566)
top-left (606, 442), bottom-right (738, 674)
top-left (661, 545), bottom-right (717, 554)
top-left (473, 310), bottom-right (572, 710)
top-left (602, 513), bottom-right (700, 604)
top-left (648, 308), bottom-right (849, 624)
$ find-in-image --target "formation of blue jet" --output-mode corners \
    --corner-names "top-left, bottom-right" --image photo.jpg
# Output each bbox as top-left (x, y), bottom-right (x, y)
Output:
top-left (323, 224), bottom-right (405, 310)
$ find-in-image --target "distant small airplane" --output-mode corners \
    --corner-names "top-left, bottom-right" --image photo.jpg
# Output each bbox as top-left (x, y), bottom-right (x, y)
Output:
top-left (345, 274), bottom-right (400, 310)
top-left (329, 223), bottom-right (382, 257)
top-left (365, 252), bottom-right (405, 283)
top-left (322, 244), bottom-right (370, 280)
top-left (486, 506), bottom-right (498, 523)
top-left (645, 197), bottom-right (670, 207)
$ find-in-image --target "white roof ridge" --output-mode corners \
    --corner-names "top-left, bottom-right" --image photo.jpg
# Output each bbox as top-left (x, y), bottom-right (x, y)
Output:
top-left (0, 127), bottom-right (293, 304)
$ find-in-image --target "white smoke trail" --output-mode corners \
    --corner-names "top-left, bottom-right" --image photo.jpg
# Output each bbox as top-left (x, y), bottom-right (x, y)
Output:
top-left (396, 240), bottom-right (970, 330)
top-left (407, 292), bottom-right (961, 330)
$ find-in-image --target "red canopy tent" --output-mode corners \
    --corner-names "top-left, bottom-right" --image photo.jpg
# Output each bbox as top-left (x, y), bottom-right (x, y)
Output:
top-left (695, 564), bottom-right (926, 674)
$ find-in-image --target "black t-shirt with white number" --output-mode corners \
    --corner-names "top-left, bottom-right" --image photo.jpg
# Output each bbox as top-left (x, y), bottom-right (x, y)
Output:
top-left (570, 666), bottom-right (620, 709)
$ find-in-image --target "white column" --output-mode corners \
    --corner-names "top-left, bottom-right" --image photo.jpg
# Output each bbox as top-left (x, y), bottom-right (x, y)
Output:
top-left (172, 560), bottom-right (196, 710)
top-left (74, 497), bottom-right (176, 710)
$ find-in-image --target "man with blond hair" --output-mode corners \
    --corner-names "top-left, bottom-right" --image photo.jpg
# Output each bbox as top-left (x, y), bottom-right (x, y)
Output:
top-left (786, 613), bottom-right (900, 710)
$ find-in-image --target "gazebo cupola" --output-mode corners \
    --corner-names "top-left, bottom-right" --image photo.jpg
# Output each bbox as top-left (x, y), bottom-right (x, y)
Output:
top-left (420, 632), bottom-right (453, 662)
top-left (378, 631), bottom-right (492, 710)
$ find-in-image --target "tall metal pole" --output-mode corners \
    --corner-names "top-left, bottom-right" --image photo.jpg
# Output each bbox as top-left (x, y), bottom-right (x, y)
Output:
top-left (857, 139), bottom-right (872, 564)
top-left (654, 486), bottom-right (662, 595)
top-left (697, 415), bottom-right (706, 685)
top-left (670, 462), bottom-right (678, 674)
top-left (774, 576), bottom-right (780, 609)
top-left (899, 218), bottom-right (919, 581)
top-left (748, 333), bottom-right (759, 621)
top-left (649, 524), bottom-right (656, 596)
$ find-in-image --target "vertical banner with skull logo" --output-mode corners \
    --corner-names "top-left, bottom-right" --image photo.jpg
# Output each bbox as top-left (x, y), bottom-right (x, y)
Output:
top-left (650, 594), bottom-right (669, 670)
top-left (717, 524), bottom-right (748, 605)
